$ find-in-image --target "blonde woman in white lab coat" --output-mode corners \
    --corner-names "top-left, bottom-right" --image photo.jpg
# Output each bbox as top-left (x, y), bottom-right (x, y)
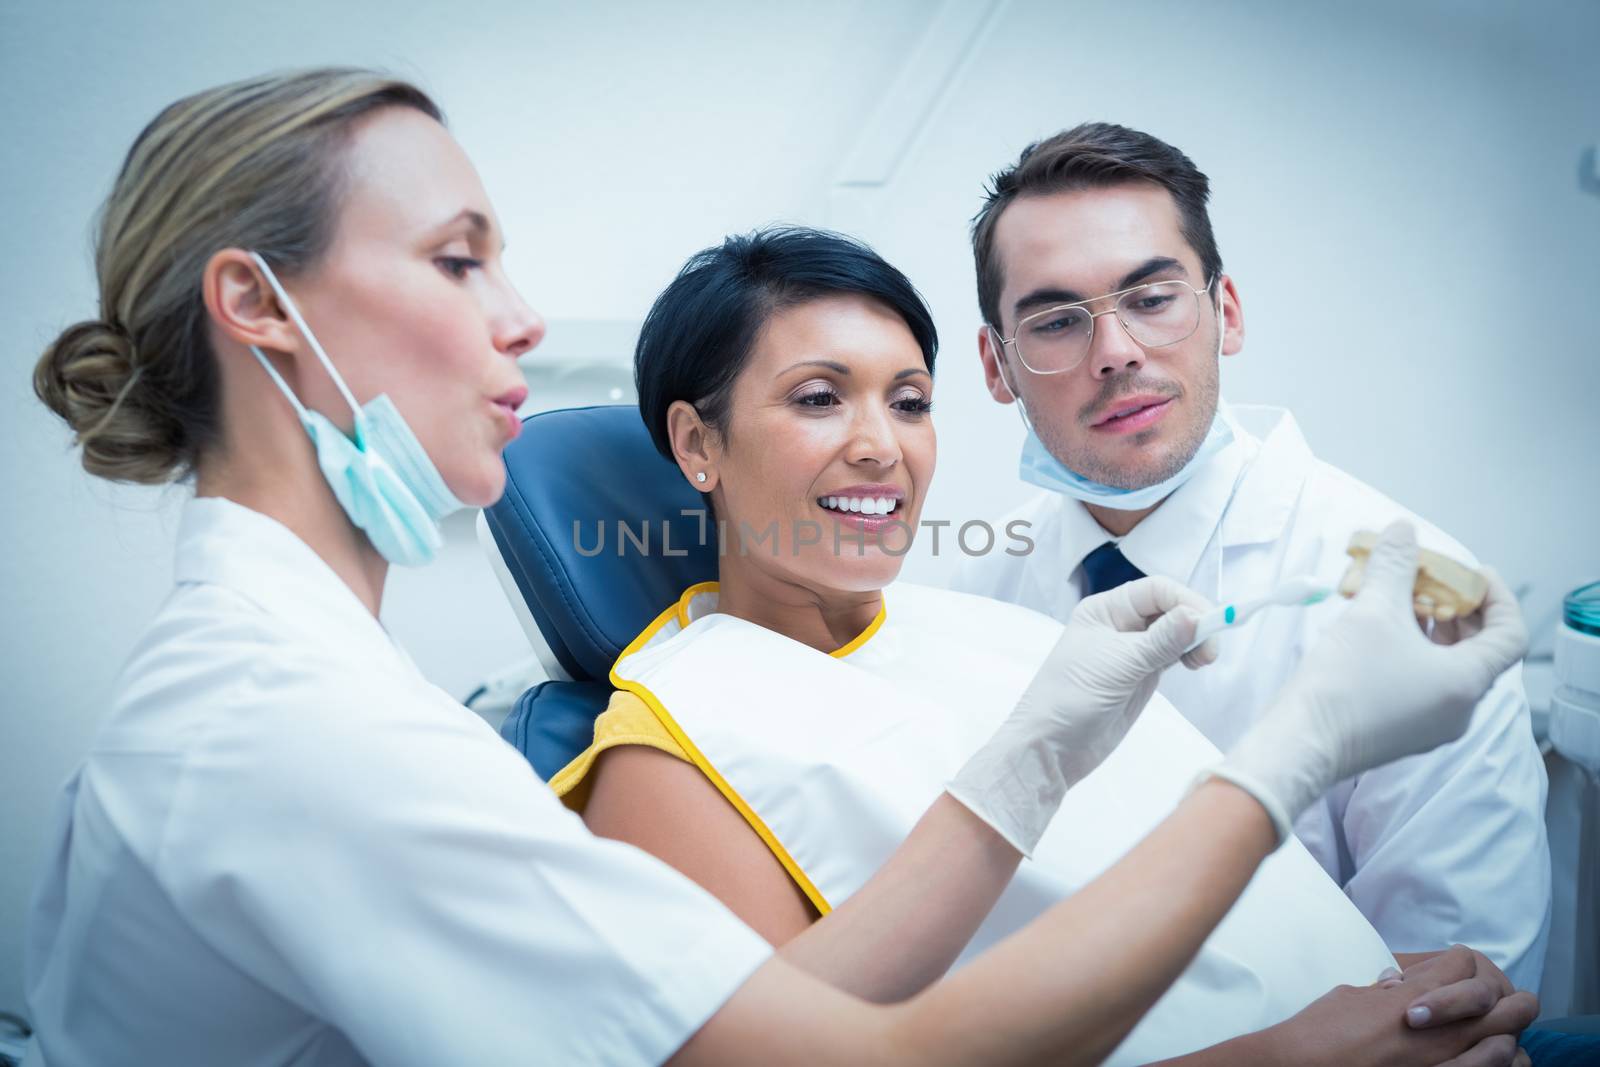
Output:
top-left (24, 68), bottom-right (1530, 1067)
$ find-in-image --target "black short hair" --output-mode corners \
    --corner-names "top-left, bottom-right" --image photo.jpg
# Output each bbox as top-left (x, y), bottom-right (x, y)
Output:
top-left (635, 226), bottom-right (938, 460)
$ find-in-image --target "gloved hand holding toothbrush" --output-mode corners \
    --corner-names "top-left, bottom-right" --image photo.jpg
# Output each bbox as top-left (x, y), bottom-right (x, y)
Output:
top-left (1206, 520), bottom-right (1528, 842)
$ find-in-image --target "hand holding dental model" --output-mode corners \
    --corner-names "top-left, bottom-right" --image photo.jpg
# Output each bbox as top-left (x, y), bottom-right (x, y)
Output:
top-left (1341, 528), bottom-right (1489, 622)
top-left (1207, 520), bottom-right (1529, 842)
top-left (948, 521), bottom-right (1524, 857)
top-left (949, 575), bottom-right (1219, 854)
top-left (1185, 528), bottom-right (1493, 655)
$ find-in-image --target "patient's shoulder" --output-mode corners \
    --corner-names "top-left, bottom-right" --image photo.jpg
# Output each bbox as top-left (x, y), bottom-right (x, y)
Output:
top-left (580, 715), bottom-right (821, 943)
top-left (547, 690), bottom-right (689, 807)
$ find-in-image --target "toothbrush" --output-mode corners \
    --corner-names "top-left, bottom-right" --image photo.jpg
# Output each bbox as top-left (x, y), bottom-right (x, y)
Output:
top-left (1184, 576), bottom-right (1333, 654)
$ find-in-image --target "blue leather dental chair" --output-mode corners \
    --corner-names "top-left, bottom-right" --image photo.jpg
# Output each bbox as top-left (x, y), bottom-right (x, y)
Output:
top-left (481, 404), bottom-right (716, 780)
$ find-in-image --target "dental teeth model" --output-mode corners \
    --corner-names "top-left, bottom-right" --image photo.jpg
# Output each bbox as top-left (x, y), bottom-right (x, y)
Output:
top-left (1338, 530), bottom-right (1488, 621)
top-left (1184, 532), bottom-right (1490, 656)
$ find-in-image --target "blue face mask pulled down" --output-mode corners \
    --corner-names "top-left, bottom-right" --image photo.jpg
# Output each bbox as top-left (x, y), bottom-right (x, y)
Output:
top-left (1019, 412), bottom-right (1234, 511)
top-left (1013, 302), bottom-right (1233, 511)
top-left (247, 252), bottom-right (465, 567)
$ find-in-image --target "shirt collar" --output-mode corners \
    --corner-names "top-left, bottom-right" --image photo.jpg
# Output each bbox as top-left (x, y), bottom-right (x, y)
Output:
top-left (172, 496), bottom-right (413, 673)
top-left (1056, 401), bottom-right (1311, 583)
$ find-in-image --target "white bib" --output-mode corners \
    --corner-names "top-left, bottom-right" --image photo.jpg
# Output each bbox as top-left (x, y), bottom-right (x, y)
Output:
top-left (613, 581), bottom-right (1395, 1064)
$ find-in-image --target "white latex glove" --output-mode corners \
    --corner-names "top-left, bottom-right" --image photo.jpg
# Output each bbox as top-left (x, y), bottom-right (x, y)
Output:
top-left (1207, 520), bottom-right (1529, 843)
top-left (947, 576), bottom-right (1220, 856)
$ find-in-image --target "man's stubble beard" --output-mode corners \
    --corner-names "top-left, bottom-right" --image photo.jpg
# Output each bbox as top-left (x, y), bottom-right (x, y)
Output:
top-left (1027, 324), bottom-right (1221, 490)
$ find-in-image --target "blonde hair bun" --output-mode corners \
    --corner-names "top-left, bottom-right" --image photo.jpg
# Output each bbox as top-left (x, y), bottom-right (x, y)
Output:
top-left (35, 318), bottom-right (180, 483)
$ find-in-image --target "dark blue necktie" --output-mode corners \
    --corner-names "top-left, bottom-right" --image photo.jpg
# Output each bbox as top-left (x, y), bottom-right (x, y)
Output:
top-left (1081, 541), bottom-right (1145, 596)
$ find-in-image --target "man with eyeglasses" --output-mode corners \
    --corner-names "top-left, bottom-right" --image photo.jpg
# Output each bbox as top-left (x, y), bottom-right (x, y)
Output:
top-left (953, 123), bottom-right (1553, 1062)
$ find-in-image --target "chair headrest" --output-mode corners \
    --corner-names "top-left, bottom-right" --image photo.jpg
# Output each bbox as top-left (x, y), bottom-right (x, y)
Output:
top-left (484, 404), bottom-right (716, 681)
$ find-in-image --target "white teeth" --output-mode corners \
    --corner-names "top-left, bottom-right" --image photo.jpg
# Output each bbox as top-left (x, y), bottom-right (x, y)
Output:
top-left (818, 495), bottom-right (900, 514)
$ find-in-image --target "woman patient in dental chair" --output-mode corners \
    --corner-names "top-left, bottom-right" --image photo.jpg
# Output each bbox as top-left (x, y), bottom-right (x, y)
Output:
top-left (549, 227), bottom-right (1537, 1066)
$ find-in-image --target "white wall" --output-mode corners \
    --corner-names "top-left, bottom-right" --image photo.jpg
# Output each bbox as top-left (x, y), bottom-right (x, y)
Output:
top-left (2, 0), bottom-right (1595, 1022)
top-left (861, 1), bottom-right (1600, 608)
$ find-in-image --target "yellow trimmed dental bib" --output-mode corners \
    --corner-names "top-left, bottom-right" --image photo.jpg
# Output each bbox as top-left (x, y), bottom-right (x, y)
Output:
top-left (612, 581), bottom-right (1395, 1064)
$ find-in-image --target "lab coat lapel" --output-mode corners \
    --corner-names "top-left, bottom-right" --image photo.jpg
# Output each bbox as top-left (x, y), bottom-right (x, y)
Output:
top-left (1218, 405), bottom-right (1314, 550)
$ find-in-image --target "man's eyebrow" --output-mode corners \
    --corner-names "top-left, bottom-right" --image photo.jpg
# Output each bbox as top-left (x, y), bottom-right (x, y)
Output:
top-left (1116, 257), bottom-right (1187, 290)
top-left (1012, 286), bottom-right (1085, 318)
top-left (1010, 257), bottom-right (1191, 320)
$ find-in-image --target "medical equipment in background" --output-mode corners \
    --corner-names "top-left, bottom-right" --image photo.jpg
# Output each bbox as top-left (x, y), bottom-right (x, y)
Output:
top-left (1532, 154), bottom-right (1597, 1014)
top-left (1539, 581), bottom-right (1600, 1018)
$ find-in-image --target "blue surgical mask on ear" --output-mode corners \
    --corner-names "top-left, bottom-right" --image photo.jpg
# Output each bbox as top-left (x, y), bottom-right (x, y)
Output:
top-left (246, 252), bottom-right (465, 567)
top-left (1010, 292), bottom-right (1233, 511)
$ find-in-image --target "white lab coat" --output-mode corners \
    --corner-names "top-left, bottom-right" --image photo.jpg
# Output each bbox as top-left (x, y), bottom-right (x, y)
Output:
top-left (954, 403), bottom-right (1552, 990)
top-left (23, 497), bottom-right (770, 1067)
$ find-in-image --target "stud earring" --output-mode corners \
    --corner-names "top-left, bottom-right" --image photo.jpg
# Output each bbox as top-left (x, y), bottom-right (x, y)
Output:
top-left (696, 472), bottom-right (708, 483)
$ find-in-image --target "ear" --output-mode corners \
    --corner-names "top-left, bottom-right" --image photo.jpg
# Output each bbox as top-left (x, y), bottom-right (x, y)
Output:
top-left (1216, 274), bottom-right (1245, 358)
top-left (201, 249), bottom-right (302, 356)
top-left (977, 324), bottom-right (1018, 403)
top-left (666, 399), bottom-right (721, 492)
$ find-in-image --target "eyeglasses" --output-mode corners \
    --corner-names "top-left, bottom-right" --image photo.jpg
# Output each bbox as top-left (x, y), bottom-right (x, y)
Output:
top-left (994, 276), bottom-right (1217, 375)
